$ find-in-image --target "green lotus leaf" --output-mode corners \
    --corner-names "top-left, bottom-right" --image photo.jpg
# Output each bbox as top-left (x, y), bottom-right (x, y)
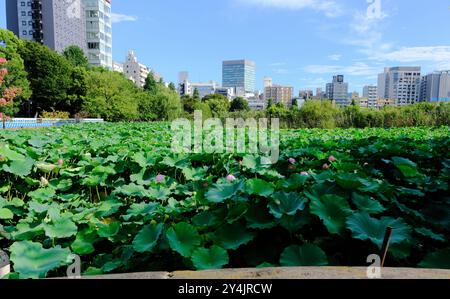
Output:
top-left (44, 217), bottom-right (78, 239)
top-left (3, 158), bottom-right (34, 177)
top-left (132, 223), bottom-right (163, 253)
top-left (279, 213), bottom-right (310, 233)
top-left (268, 192), bottom-right (306, 218)
top-left (418, 248), bottom-right (450, 269)
top-left (415, 227), bottom-right (446, 242)
top-left (0, 207), bottom-right (14, 219)
top-left (245, 178), bottom-right (274, 197)
top-left (95, 199), bottom-right (123, 217)
top-left (280, 244), bottom-right (328, 266)
top-left (212, 222), bottom-right (255, 250)
top-left (346, 213), bottom-right (411, 249)
top-left (71, 228), bottom-right (97, 255)
top-left (191, 246), bottom-right (229, 270)
top-left (335, 173), bottom-right (364, 190)
top-left (391, 157), bottom-right (419, 177)
top-left (9, 241), bottom-right (71, 279)
top-left (166, 222), bottom-right (201, 257)
top-left (0, 145), bottom-right (25, 161)
top-left (245, 202), bottom-right (276, 229)
top-left (28, 188), bottom-right (56, 202)
top-left (351, 193), bottom-right (386, 214)
top-left (97, 221), bottom-right (121, 238)
top-left (310, 194), bottom-right (352, 235)
top-left (122, 202), bottom-right (158, 221)
top-left (206, 181), bottom-right (244, 203)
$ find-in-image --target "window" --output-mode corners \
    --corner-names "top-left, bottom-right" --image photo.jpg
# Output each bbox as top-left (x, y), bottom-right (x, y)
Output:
top-left (22, 30), bottom-right (27, 35)
top-left (21, 2), bottom-right (25, 6)
top-left (22, 21), bottom-right (27, 26)
top-left (21, 11), bottom-right (26, 16)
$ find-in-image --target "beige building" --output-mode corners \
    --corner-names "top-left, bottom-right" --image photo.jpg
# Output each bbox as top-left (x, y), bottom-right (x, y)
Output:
top-left (376, 98), bottom-right (396, 109)
top-left (264, 83), bottom-right (294, 107)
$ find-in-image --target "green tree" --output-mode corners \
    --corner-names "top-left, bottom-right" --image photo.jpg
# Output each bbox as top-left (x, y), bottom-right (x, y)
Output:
top-left (0, 29), bottom-right (31, 115)
top-left (202, 94), bottom-right (230, 117)
top-left (63, 45), bottom-right (89, 68)
top-left (181, 95), bottom-right (199, 114)
top-left (139, 85), bottom-right (182, 121)
top-left (229, 97), bottom-right (249, 112)
top-left (144, 72), bottom-right (158, 93)
top-left (83, 68), bottom-right (140, 121)
top-left (193, 88), bottom-right (200, 101)
top-left (168, 82), bottom-right (176, 91)
top-left (18, 40), bottom-right (74, 115)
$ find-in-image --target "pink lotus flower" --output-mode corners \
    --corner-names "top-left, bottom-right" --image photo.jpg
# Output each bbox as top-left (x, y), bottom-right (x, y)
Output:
top-left (0, 98), bottom-right (6, 105)
top-left (226, 174), bottom-right (236, 182)
top-left (288, 165), bottom-right (294, 170)
top-left (323, 163), bottom-right (330, 170)
top-left (57, 159), bottom-right (64, 167)
top-left (203, 182), bottom-right (209, 188)
top-left (329, 155), bottom-right (336, 162)
top-left (288, 158), bottom-right (296, 165)
top-left (156, 173), bottom-right (165, 183)
top-left (0, 57), bottom-right (6, 64)
top-left (0, 68), bottom-right (8, 76)
top-left (300, 171), bottom-right (309, 176)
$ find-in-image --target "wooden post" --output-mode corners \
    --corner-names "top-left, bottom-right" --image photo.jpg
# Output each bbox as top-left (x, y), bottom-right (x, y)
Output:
top-left (381, 227), bottom-right (393, 267)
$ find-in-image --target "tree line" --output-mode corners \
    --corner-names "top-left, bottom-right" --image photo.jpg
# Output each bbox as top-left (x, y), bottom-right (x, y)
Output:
top-left (1, 28), bottom-right (449, 128)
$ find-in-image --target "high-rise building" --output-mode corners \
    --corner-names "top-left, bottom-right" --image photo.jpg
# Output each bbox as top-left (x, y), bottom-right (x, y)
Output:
top-left (264, 85), bottom-right (294, 107)
top-left (123, 50), bottom-right (150, 88)
top-left (378, 67), bottom-right (421, 106)
top-left (83, 0), bottom-right (112, 69)
top-left (6, 0), bottom-right (87, 53)
top-left (420, 71), bottom-right (450, 102)
top-left (263, 76), bottom-right (273, 88)
top-left (222, 60), bottom-right (256, 93)
top-left (363, 85), bottom-right (378, 108)
top-left (326, 75), bottom-right (349, 106)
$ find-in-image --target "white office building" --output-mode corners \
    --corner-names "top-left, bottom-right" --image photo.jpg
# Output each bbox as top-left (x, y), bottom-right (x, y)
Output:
top-left (362, 85), bottom-right (378, 108)
top-left (123, 50), bottom-right (150, 88)
top-left (378, 67), bottom-right (421, 106)
top-left (83, 0), bottom-right (112, 69)
top-left (326, 75), bottom-right (349, 106)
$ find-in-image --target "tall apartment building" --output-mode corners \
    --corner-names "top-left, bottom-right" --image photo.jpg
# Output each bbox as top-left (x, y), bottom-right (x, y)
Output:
top-left (222, 60), bottom-right (256, 93)
top-left (420, 71), bottom-right (450, 102)
top-left (316, 88), bottom-right (325, 99)
top-left (84, 0), bottom-right (112, 69)
top-left (378, 67), bottom-right (421, 106)
top-left (363, 85), bottom-right (378, 108)
top-left (123, 50), bottom-right (150, 88)
top-left (326, 75), bottom-right (349, 106)
top-left (6, 0), bottom-right (87, 53)
top-left (264, 85), bottom-right (294, 107)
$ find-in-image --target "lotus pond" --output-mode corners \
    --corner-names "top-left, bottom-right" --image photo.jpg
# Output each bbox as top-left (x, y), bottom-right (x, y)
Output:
top-left (0, 123), bottom-right (449, 278)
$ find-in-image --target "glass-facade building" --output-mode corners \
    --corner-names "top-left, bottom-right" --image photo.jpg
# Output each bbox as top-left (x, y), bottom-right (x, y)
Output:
top-left (222, 60), bottom-right (256, 92)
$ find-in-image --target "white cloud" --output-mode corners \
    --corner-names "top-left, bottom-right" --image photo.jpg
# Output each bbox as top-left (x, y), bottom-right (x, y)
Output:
top-left (237, 0), bottom-right (343, 17)
top-left (303, 62), bottom-right (379, 76)
top-left (111, 13), bottom-right (138, 23)
top-left (367, 46), bottom-right (450, 70)
top-left (328, 54), bottom-right (341, 61)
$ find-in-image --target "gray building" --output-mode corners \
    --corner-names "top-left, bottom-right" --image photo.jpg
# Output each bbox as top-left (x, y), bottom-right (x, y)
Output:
top-left (326, 75), bottom-right (349, 106)
top-left (378, 67), bottom-right (421, 106)
top-left (363, 85), bottom-right (378, 108)
top-left (420, 71), bottom-right (450, 102)
top-left (6, 0), bottom-right (87, 53)
top-left (222, 60), bottom-right (256, 93)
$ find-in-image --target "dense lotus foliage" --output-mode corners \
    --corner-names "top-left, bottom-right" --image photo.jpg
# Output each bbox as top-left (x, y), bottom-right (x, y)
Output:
top-left (0, 123), bottom-right (449, 278)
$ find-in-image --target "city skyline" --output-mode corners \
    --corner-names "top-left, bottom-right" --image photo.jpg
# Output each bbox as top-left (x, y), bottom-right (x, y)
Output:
top-left (1, 0), bottom-right (450, 93)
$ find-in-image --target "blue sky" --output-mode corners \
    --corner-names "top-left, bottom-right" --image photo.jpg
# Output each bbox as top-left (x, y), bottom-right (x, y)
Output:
top-left (1, 0), bottom-right (450, 93)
